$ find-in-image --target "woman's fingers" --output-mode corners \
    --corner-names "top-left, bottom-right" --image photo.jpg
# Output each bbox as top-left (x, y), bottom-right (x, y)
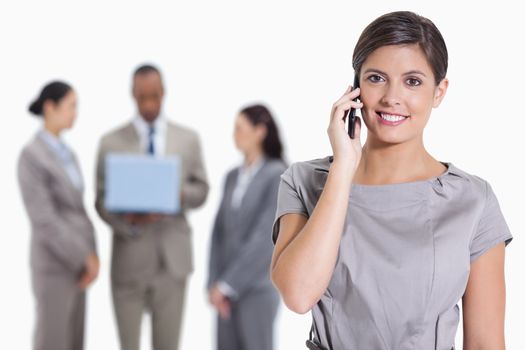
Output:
top-left (330, 100), bottom-right (363, 124)
top-left (333, 87), bottom-right (361, 108)
top-left (77, 272), bottom-right (91, 290)
top-left (340, 84), bottom-right (352, 97)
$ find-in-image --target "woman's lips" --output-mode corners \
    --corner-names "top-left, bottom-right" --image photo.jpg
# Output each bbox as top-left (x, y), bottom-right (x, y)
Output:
top-left (376, 112), bottom-right (409, 126)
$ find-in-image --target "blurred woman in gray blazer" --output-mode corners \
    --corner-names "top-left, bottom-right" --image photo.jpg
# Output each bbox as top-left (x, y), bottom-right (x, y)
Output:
top-left (18, 81), bottom-right (99, 350)
top-left (207, 104), bottom-right (286, 350)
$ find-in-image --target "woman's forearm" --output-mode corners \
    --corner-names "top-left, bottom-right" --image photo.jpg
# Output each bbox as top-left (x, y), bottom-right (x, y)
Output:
top-left (272, 160), bottom-right (354, 313)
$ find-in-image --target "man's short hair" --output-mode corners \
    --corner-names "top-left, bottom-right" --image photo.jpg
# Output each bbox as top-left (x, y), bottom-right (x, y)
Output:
top-left (133, 64), bottom-right (162, 79)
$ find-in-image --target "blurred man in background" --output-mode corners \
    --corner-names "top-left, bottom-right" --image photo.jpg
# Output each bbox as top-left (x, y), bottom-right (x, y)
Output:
top-left (95, 64), bottom-right (209, 350)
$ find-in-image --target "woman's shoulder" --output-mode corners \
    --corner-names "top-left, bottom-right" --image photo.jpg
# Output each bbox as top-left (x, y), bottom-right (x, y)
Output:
top-left (292, 156), bottom-right (331, 172)
top-left (264, 157), bottom-right (288, 174)
top-left (447, 162), bottom-right (513, 258)
top-left (286, 156), bottom-right (330, 173)
top-left (445, 162), bottom-right (493, 192)
top-left (19, 134), bottom-right (44, 163)
top-left (18, 135), bottom-right (52, 177)
top-left (281, 156), bottom-right (331, 188)
top-left (441, 162), bottom-right (507, 212)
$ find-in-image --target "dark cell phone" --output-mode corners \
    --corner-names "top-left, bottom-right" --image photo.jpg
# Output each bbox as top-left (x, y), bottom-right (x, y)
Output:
top-left (346, 74), bottom-right (360, 139)
top-left (306, 340), bottom-right (327, 350)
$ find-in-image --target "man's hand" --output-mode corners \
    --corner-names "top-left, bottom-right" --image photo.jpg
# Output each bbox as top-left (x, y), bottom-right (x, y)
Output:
top-left (78, 253), bottom-right (100, 290)
top-left (208, 285), bottom-right (231, 320)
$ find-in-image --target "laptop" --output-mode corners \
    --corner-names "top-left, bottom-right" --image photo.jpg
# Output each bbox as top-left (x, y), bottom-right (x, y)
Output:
top-left (104, 153), bottom-right (181, 214)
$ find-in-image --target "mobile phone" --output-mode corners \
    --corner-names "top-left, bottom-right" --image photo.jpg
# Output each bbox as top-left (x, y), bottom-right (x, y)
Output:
top-left (306, 340), bottom-right (326, 350)
top-left (346, 74), bottom-right (360, 139)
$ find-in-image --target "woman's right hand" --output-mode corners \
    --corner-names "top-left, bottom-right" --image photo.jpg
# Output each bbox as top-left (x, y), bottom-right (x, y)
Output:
top-left (327, 85), bottom-right (363, 170)
top-left (78, 253), bottom-right (100, 290)
top-left (208, 285), bottom-right (231, 320)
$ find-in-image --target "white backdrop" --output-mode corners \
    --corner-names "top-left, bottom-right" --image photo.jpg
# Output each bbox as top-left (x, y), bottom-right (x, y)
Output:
top-left (1, 1), bottom-right (523, 348)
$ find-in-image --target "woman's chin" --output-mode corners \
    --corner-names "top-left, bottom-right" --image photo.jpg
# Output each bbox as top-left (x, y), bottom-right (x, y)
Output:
top-left (369, 131), bottom-right (411, 146)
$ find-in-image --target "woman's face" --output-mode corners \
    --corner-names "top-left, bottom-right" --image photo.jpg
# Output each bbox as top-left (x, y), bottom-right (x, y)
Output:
top-left (233, 113), bottom-right (266, 155)
top-left (359, 44), bottom-right (448, 145)
top-left (44, 89), bottom-right (78, 131)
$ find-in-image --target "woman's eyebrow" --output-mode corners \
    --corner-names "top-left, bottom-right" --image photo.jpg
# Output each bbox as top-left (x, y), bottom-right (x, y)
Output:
top-left (362, 68), bottom-right (427, 77)
top-left (363, 68), bottom-right (388, 76)
top-left (403, 70), bottom-right (427, 77)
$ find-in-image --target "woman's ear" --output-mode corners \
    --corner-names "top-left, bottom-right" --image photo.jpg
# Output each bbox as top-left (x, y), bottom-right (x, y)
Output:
top-left (42, 99), bottom-right (56, 116)
top-left (255, 124), bottom-right (268, 142)
top-left (433, 78), bottom-right (449, 108)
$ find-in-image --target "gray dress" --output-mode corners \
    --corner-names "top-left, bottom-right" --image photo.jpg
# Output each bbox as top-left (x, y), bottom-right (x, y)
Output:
top-left (272, 157), bottom-right (513, 350)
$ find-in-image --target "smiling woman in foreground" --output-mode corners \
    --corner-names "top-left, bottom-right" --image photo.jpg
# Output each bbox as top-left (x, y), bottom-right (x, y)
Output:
top-left (270, 11), bottom-right (513, 350)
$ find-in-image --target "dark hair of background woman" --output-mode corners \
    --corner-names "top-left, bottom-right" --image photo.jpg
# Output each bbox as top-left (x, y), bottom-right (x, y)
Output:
top-left (28, 81), bottom-right (73, 116)
top-left (240, 104), bottom-right (284, 160)
top-left (352, 11), bottom-right (448, 85)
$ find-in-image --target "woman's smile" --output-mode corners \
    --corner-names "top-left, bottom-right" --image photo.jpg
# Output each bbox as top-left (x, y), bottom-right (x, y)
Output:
top-left (376, 111), bottom-right (409, 126)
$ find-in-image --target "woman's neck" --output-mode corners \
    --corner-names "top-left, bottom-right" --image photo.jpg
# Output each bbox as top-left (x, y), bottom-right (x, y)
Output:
top-left (244, 149), bottom-right (264, 167)
top-left (43, 121), bottom-right (62, 138)
top-left (353, 137), bottom-right (445, 185)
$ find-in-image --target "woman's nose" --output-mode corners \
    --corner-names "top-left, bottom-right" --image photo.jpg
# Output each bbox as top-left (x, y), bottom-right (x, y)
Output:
top-left (380, 84), bottom-right (402, 106)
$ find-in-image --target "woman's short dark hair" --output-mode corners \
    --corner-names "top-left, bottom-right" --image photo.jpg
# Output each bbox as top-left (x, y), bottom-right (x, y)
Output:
top-left (240, 104), bottom-right (284, 160)
top-left (28, 81), bottom-right (73, 116)
top-left (352, 11), bottom-right (448, 84)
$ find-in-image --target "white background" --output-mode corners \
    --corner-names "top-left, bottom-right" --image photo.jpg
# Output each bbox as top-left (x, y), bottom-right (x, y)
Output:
top-left (1, 1), bottom-right (523, 348)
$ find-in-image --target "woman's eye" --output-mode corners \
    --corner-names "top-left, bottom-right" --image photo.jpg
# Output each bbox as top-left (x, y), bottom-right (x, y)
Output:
top-left (367, 74), bottom-right (384, 83)
top-left (406, 78), bottom-right (422, 86)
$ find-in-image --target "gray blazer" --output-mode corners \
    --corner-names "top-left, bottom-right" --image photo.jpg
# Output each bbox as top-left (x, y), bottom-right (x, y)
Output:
top-left (208, 158), bottom-right (286, 297)
top-left (18, 134), bottom-right (96, 275)
top-left (95, 121), bottom-right (209, 283)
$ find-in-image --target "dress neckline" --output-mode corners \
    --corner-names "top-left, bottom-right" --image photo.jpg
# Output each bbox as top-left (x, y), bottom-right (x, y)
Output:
top-left (351, 162), bottom-right (454, 189)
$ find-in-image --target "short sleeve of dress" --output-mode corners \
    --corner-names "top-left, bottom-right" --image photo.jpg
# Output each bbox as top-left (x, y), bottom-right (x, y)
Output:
top-left (271, 164), bottom-right (308, 244)
top-left (470, 181), bottom-right (513, 262)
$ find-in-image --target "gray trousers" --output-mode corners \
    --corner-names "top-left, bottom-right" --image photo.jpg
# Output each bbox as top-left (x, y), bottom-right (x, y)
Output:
top-left (112, 271), bottom-right (187, 350)
top-left (217, 289), bottom-right (279, 350)
top-left (32, 272), bottom-right (86, 350)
